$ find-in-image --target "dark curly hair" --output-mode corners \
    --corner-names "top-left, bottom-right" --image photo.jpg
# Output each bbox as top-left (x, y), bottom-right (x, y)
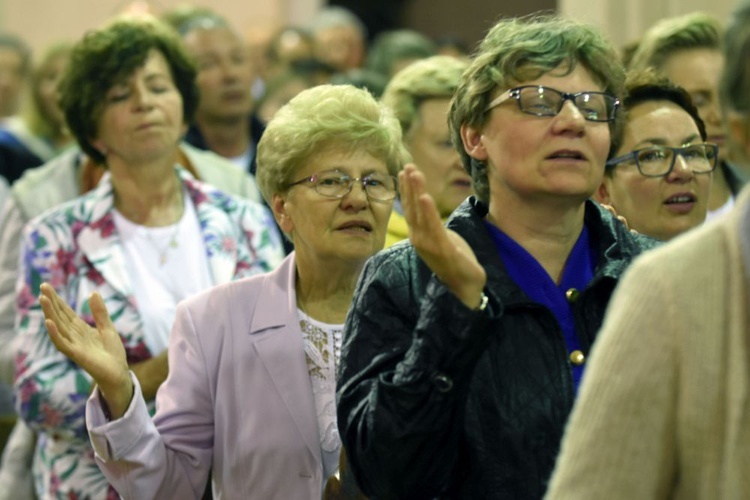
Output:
top-left (58, 17), bottom-right (198, 165)
top-left (607, 69), bottom-right (707, 170)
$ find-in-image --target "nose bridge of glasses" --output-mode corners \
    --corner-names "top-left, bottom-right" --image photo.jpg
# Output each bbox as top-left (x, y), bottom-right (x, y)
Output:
top-left (550, 94), bottom-right (588, 124)
top-left (339, 176), bottom-right (375, 200)
top-left (559, 94), bottom-right (584, 115)
top-left (670, 149), bottom-right (693, 175)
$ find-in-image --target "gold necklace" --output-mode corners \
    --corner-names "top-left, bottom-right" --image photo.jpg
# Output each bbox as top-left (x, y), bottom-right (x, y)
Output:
top-left (145, 222), bottom-right (180, 266)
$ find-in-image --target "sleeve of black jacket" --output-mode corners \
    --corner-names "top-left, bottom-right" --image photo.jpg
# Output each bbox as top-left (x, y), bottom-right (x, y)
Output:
top-left (336, 244), bottom-right (496, 499)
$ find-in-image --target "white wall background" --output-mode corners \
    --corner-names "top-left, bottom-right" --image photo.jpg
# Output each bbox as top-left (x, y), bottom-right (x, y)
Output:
top-left (0, 0), bottom-right (741, 64)
top-left (560, 0), bottom-right (738, 48)
top-left (0, 0), bottom-right (322, 55)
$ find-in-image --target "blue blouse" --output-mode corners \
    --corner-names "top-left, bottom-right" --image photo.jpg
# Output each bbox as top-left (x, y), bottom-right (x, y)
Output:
top-left (486, 222), bottom-right (596, 392)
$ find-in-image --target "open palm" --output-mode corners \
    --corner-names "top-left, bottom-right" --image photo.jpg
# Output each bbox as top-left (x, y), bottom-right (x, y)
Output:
top-left (399, 164), bottom-right (487, 308)
top-left (39, 283), bottom-right (131, 397)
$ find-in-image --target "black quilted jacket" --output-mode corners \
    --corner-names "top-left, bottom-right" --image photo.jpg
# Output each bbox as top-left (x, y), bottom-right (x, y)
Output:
top-left (337, 197), bottom-right (659, 500)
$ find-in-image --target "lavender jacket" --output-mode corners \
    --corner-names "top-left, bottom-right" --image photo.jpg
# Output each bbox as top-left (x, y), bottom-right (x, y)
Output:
top-left (86, 254), bottom-right (329, 499)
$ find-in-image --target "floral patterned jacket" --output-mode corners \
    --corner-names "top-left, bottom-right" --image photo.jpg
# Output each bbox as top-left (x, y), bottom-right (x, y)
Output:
top-left (13, 167), bottom-right (285, 499)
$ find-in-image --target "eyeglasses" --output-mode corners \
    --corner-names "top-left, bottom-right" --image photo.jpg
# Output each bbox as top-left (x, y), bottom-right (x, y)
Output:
top-left (485, 85), bottom-right (620, 122)
top-left (606, 143), bottom-right (719, 177)
top-left (287, 169), bottom-right (398, 201)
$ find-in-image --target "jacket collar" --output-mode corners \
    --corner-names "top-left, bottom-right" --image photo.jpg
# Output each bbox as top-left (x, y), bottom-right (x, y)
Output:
top-left (248, 253), bottom-right (298, 334)
top-left (77, 166), bottom-right (235, 299)
top-left (445, 197), bottom-right (659, 304)
top-left (245, 253), bottom-right (323, 465)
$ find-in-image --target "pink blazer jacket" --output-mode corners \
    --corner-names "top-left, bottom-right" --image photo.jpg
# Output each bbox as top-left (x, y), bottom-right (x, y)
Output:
top-left (86, 254), bottom-right (328, 499)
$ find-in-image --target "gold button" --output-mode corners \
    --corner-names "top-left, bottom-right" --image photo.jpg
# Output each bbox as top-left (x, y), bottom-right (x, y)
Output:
top-left (565, 288), bottom-right (579, 303)
top-left (570, 350), bottom-right (585, 365)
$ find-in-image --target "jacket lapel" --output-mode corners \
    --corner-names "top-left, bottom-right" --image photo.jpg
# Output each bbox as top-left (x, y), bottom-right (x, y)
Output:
top-left (248, 255), bottom-right (322, 465)
top-left (77, 172), bottom-right (133, 299)
top-left (182, 169), bottom-right (236, 286)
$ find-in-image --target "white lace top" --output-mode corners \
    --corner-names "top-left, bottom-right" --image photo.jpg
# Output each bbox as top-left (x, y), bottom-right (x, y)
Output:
top-left (297, 309), bottom-right (343, 479)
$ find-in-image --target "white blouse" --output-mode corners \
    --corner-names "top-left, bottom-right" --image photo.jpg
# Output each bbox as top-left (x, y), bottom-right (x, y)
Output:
top-left (297, 309), bottom-right (343, 479)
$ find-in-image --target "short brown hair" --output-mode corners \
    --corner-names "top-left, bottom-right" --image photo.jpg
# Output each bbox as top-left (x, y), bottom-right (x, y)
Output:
top-left (58, 17), bottom-right (198, 165)
top-left (448, 14), bottom-right (625, 203)
top-left (607, 69), bottom-right (707, 173)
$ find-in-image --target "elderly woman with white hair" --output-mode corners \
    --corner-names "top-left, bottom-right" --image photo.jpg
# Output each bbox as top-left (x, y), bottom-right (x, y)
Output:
top-left (38, 83), bottom-right (409, 499)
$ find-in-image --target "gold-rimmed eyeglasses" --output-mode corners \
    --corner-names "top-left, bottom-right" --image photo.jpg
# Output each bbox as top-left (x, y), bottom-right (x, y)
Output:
top-left (287, 169), bottom-right (398, 201)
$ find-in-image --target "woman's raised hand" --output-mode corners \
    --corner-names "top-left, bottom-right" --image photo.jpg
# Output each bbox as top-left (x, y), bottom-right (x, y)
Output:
top-left (399, 164), bottom-right (487, 309)
top-left (39, 283), bottom-right (133, 418)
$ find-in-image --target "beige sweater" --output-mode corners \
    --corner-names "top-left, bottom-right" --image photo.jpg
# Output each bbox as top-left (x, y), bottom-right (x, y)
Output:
top-left (546, 186), bottom-right (750, 500)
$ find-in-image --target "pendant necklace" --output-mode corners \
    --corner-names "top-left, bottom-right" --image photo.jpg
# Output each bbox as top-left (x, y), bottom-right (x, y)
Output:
top-left (146, 222), bottom-right (180, 265)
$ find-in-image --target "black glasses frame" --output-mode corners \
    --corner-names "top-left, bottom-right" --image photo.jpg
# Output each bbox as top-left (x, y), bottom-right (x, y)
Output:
top-left (486, 85), bottom-right (620, 122)
top-left (606, 143), bottom-right (719, 177)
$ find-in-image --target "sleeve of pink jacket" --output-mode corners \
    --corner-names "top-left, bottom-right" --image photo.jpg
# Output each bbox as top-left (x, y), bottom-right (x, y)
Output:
top-left (86, 302), bottom-right (214, 500)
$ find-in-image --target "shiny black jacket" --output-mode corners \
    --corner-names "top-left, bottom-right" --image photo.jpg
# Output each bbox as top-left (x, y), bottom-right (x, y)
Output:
top-left (337, 197), bottom-right (659, 499)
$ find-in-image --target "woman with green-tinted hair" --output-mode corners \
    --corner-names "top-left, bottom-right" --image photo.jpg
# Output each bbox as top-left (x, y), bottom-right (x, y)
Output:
top-left (338, 15), bottom-right (657, 498)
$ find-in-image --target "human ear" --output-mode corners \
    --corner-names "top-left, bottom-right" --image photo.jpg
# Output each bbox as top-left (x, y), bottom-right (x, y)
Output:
top-left (460, 124), bottom-right (488, 161)
top-left (594, 178), bottom-right (613, 205)
top-left (271, 193), bottom-right (294, 234)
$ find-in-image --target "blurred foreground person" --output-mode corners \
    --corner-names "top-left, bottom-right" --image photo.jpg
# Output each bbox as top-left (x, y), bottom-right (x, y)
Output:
top-left (547, 4), bottom-right (750, 499)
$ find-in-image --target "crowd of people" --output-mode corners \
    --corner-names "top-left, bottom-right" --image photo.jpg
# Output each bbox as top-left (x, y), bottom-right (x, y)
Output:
top-left (0, 2), bottom-right (749, 499)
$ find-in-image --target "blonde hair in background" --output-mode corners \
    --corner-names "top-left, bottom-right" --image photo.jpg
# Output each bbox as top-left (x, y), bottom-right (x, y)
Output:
top-left (628, 12), bottom-right (722, 72)
top-left (381, 55), bottom-right (469, 140)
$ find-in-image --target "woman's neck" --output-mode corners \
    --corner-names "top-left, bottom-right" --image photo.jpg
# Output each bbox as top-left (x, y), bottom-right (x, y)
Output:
top-left (487, 194), bottom-right (586, 283)
top-left (109, 157), bottom-right (184, 227)
top-left (195, 116), bottom-right (250, 158)
top-left (294, 257), bottom-right (364, 325)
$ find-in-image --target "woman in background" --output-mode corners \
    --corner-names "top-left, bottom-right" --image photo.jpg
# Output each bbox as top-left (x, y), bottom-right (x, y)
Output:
top-left (596, 72), bottom-right (715, 240)
top-left (629, 12), bottom-right (746, 219)
top-left (40, 84), bottom-right (408, 498)
top-left (12, 18), bottom-right (284, 499)
top-left (380, 55), bottom-right (471, 246)
top-left (0, 42), bottom-right (74, 183)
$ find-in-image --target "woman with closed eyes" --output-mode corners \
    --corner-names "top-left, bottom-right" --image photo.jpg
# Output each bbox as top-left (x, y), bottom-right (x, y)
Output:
top-left (12, 18), bottom-right (284, 499)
